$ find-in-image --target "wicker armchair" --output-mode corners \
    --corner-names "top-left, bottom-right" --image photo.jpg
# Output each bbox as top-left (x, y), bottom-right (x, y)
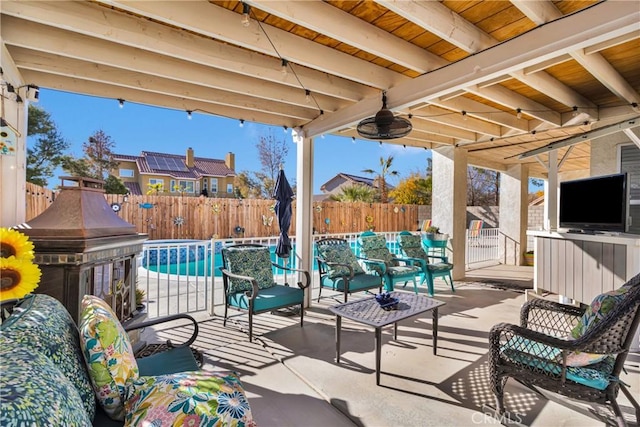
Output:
top-left (488, 273), bottom-right (640, 427)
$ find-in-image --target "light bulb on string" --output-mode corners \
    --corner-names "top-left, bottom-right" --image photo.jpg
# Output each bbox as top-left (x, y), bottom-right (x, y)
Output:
top-left (305, 90), bottom-right (311, 104)
top-left (572, 106), bottom-right (579, 117)
top-left (462, 110), bottom-right (467, 121)
top-left (117, 98), bottom-right (125, 109)
top-left (283, 125), bottom-right (288, 133)
top-left (241, 3), bottom-right (251, 27)
top-left (516, 108), bottom-right (522, 119)
top-left (187, 110), bottom-right (192, 120)
top-left (239, 119), bottom-right (244, 128)
top-left (281, 59), bottom-right (288, 76)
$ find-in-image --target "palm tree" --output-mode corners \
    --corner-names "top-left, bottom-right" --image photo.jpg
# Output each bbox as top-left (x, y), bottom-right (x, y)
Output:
top-left (328, 184), bottom-right (376, 202)
top-left (362, 155), bottom-right (398, 203)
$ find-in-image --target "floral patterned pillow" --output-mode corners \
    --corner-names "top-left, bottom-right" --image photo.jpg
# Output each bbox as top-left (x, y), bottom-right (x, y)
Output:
top-left (571, 286), bottom-right (631, 339)
top-left (79, 295), bottom-right (139, 421)
top-left (124, 371), bottom-right (254, 427)
top-left (317, 243), bottom-right (364, 279)
top-left (0, 339), bottom-right (92, 427)
top-left (0, 294), bottom-right (96, 420)
top-left (223, 246), bottom-right (275, 293)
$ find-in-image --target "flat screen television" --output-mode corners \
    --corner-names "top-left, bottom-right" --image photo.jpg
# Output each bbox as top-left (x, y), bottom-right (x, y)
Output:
top-left (559, 173), bottom-right (628, 233)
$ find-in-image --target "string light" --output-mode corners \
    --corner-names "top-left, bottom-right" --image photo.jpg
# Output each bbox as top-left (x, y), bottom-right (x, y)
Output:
top-left (379, 141), bottom-right (382, 146)
top-left (351, 136), bottom-right (356, 143)
top-left (572, 106), bottom-right (578, 117)
top-left (186, 110), bottom-right (192, 120)
top-left (241, 2), bottom-right (251, 27)
top-left (239, 119), bottom-right (244, 128)
top-left (305, 89), bottom-right (311, 104)
top-left (283, 125), bottom-right (288, 133)
top-left (516, 108), bottom-right (522, 119)
top-left (281, 59), bottom-right (288, 76)
top-left (462, 110), bottom-right (467, 120)
top-left (319, 110), bottom-right (324, 121)
top-left (117, 98), bottom-right (125, 108)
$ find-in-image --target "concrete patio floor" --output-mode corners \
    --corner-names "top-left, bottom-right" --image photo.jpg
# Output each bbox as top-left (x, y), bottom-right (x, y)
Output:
top-left (140, 265), bottom-right (639, 427)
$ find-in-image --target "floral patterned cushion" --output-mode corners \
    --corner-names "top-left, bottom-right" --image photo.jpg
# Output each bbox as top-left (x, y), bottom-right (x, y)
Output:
top-left (79, 295), bottom-right (139, 421)
top-left (359, 234), bottom-right (396, 266)
top-left (124, 371), bottom-right (254, 427)
top-left (571, 287), bottom-right (631, 339)
top-left (397, 234), bottom-right (424, 259)
top-left (317, 242), bottom-right (364, 278)
top-left (0, 294), bottom-right (96, 420)
top-left (223, 246), bottom-right (275, 293)
top-left (0, 339), bottom-right (92, 427)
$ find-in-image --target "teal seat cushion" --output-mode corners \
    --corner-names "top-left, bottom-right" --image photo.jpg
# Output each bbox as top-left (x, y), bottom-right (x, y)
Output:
top-left (387, 265), bottom-right (420, 276)
top-left (321, 272), bottom-right (381, 292)
top-left (223, 246), bottom-right (275, 293)
top-left (228, 284), bottom-right (303, 312)
top-left (427, 262), bottom-right (453, 272)
top-left (0, 339), bottom-right (93, 427)
top-left (136, 346), bottom-right (200, 377)
top-left (0, 294), bottom-right (96, 420)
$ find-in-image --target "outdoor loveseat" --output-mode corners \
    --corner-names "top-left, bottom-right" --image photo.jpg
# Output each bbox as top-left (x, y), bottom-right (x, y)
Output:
top-left (0, 293), bottom-right (253, 426)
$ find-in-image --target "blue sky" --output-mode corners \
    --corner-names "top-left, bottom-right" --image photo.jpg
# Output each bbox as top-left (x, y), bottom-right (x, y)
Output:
top-left (35, 89), bottom-right (432, 193)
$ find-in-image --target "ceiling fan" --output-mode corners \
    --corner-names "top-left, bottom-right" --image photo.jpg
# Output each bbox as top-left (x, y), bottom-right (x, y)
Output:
top-left (357, 92), bottom-right (412, 140)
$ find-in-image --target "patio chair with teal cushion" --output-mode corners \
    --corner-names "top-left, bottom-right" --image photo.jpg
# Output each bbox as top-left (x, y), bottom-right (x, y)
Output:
top-left (315, 237), bottom-right (383, 302)
top-left (220, 243), bottom-right (310, 341)
top-left (397, 231), bottom-right (454, 296)
top-left (357, 231), bottom-right (421, 292)
top-left (487, 273), bottom-right (640, 426)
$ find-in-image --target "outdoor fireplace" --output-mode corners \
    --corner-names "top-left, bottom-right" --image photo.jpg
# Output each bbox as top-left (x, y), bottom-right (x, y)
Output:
top-left (22, 176), bottom-right (147, 324)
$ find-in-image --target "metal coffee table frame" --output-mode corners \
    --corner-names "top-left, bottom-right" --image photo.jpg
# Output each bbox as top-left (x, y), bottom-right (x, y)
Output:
top-left (329, 292), bottom-right (446, 385)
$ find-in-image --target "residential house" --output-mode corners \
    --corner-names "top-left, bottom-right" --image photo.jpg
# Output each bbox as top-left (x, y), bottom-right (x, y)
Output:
top-left (113, 148), bottom-right (236, 197)
top-left (319, 173), bottom-right (395, 200)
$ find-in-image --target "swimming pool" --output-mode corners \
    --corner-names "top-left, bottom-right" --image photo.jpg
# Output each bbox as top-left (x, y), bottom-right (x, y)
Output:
top-left (141, 240), bottom-right (218, 276)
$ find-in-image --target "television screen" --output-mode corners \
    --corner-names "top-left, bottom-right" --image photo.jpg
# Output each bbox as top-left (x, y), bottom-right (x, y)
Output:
top-left (559, 173), bottom-right (628, 233)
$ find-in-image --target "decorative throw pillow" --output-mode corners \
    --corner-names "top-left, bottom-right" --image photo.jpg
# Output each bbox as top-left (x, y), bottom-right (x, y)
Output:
top-left (318, 244), bottom-right (364, 279)
top-left (565, 350), bottom-right (607, 367)
top-left (0, 294), bottom-right (96, 420)
top-left (124, 371), bottom-right (254, 427)
top-left (79, 295), bottom-right (139, 421)
top-left (0, 339), bottom-right (92, 427)
top-left (223, 246), bottom-right (275, 293)
top-left (571, 287), bottom-right (631, 339)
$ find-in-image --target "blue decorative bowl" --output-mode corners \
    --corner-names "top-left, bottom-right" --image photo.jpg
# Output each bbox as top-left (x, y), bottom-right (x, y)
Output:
top-left (375, 293), bottom-right (399, 310)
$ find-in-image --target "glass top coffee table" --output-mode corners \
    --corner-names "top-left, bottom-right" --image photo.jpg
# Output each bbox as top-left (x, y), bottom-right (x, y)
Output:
top-left (329, 292), bottom-right (446, 385)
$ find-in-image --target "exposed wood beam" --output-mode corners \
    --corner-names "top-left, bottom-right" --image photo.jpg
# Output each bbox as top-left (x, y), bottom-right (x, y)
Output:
top-left (1, 0), bottom-right (374, 102)
top-left (248, 0), bottom-right (446, 73)
top-left (1, 16), bottom-right (348, 113)
top-left (95, 0), bottom-right (406, 89)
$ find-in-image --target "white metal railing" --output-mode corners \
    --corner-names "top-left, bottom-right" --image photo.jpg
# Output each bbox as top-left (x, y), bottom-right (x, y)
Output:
top-left (465, 227), bottom-right (500, 268)
top-left (138, 229), bottom-right (500, 318)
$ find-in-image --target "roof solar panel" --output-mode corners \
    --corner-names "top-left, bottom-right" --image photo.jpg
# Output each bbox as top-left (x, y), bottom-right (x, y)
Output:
top-left (146, 155), bottom-right (188, 172)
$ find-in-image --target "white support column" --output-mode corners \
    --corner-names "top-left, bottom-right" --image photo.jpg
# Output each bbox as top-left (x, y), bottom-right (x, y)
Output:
top-left (432, 146), bottom-right (467, 280)
top-left (546, 150), bottom-right (559, 230)
top-left (1, 43), bottom-right (27, 227)
top-left (499, 164), bottom-right (529, 265)
top-left (292, 128), bottom-right (314, 307)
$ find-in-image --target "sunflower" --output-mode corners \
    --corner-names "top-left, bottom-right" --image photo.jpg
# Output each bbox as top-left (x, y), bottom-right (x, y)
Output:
top-left (0, 228), bottom-right (35, 261)
top-left (0, 257), bottom-right (41, 301)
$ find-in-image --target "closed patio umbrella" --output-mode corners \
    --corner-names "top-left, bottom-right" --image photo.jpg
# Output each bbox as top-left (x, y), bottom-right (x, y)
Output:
top-left (273, 168), bottom-right (293, 259)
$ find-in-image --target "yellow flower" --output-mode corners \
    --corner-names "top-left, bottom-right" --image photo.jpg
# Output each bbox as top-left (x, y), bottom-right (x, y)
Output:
top-left (0, 228), bottom-right (35, 261)
top-left (0, 257), bottom-right (41, 301)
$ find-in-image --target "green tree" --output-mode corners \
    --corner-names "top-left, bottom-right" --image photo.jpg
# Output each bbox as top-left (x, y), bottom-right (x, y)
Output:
top-left (82, 130), bottom-right (119, 179)
top-left (389, 173), bottom-right (432, 204)
top-left (60, 155), bottom-right (93, 178)
top-left (328, 184), bottom-right (376, 202)
top-left (26, 105), bottom-right (70, 186)
top-left (104, 174), bottom-right (128, 194)
top-left (362, 155), bottom-right (398, 203)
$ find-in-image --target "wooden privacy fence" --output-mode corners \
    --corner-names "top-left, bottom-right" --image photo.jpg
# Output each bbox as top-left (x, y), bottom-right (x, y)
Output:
top-left (25, 184), bottom-right (420, 240)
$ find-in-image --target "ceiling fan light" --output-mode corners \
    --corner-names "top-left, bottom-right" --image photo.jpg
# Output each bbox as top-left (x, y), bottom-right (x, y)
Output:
top-left (356, 94), bottom-right (412, 140)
